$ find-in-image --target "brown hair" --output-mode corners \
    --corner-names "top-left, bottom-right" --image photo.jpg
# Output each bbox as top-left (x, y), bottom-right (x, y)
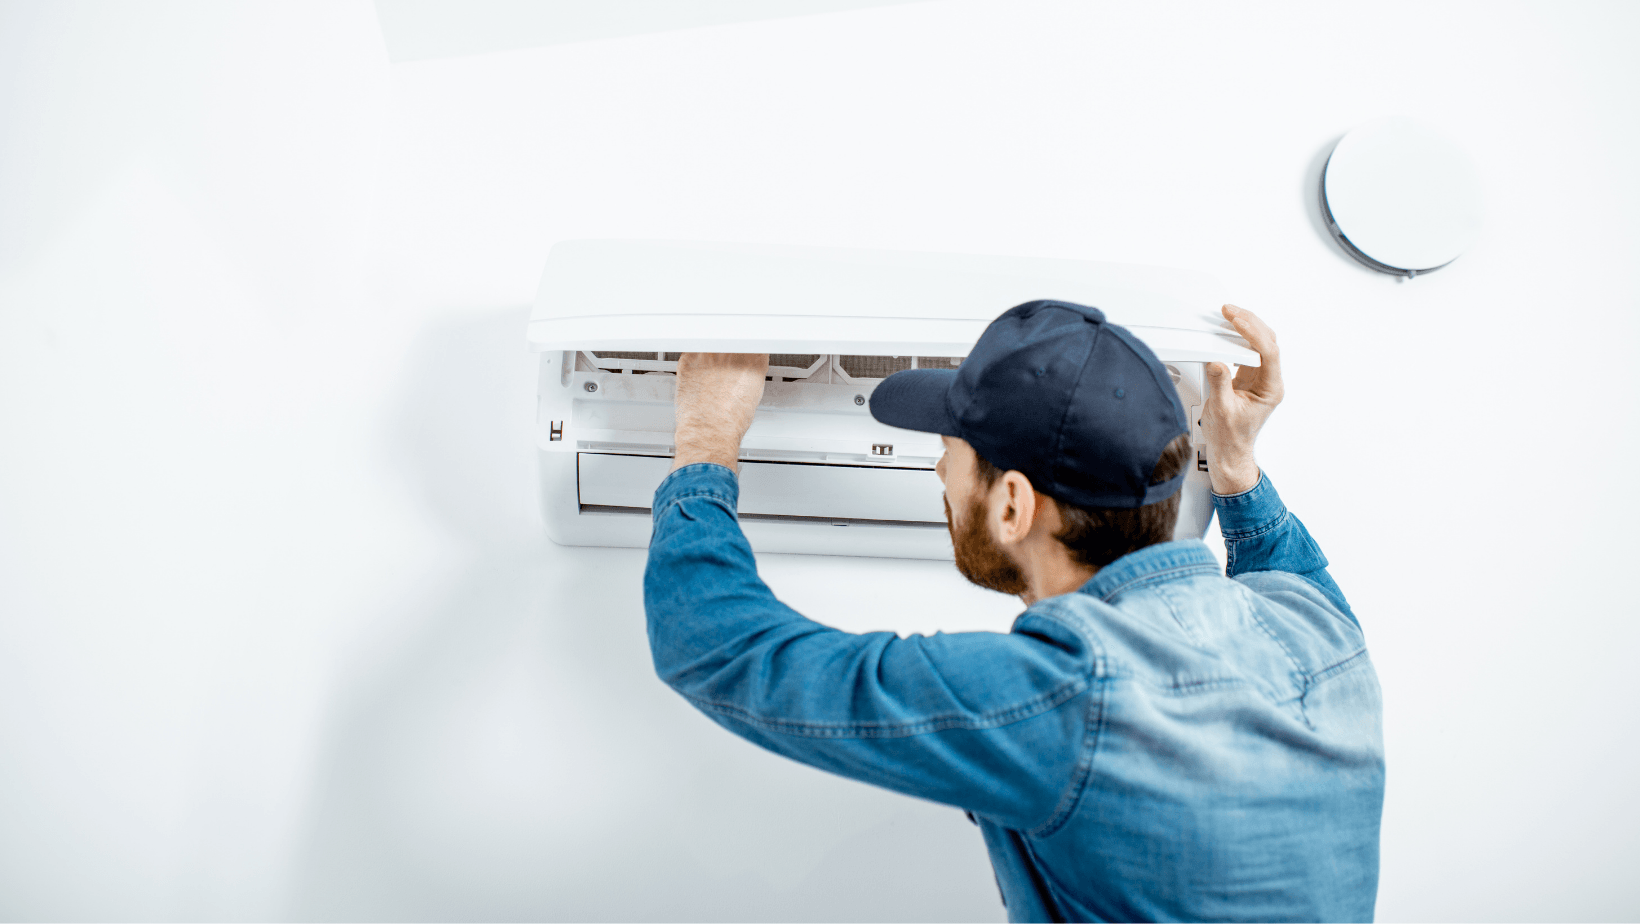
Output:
top-left (973, 433), bottom-right (1192, 568)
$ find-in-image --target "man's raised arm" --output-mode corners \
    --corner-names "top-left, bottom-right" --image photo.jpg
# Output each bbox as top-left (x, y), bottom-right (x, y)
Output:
top-left (1201, 305), bottom-right (1355, 621)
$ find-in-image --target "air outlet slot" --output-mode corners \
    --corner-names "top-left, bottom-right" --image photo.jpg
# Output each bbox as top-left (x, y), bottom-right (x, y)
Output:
top-left (577, 453), bottom-right (945, 525)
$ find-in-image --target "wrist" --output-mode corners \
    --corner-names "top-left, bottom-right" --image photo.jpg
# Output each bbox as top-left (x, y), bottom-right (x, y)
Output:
top-left (671, 451), bottom-right (740, 472)
top-left (672, 432), bottom-right (744, 473)
top-left (1209, 461), bottom-right (1261, 496)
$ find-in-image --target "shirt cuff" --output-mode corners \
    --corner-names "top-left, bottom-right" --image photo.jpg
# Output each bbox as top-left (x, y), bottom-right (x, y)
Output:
top-left (652, 461), bottom-right (740, 520)
top-left (1210, 470), bottom-right (1287, 538)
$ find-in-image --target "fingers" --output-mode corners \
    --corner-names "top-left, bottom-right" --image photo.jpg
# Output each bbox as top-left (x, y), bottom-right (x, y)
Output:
top-left (1203, 361), bottom-right (1233, 403)
top-left (1220, 305), bottom-right (1283, 400)
top-left (1221, 305), bottom-right (1279, 363)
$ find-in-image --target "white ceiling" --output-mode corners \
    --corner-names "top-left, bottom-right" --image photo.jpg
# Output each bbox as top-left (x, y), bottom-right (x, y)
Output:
top-left (373, 0), bottom-right (930, 62)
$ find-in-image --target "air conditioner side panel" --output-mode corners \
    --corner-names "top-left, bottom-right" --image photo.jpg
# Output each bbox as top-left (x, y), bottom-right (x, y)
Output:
top-left (1176, 469), bottom-right (1216, 540)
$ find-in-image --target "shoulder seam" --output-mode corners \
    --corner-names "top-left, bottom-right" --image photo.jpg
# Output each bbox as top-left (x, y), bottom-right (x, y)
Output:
top-left (1233, 571), bottom-right (1360, 630)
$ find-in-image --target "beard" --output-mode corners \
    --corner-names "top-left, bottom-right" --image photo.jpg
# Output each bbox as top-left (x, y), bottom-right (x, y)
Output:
top-left (946, 493), bottom-right (1027, 597)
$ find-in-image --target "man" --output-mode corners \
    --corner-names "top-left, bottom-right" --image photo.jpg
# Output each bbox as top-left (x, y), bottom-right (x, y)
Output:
top-left (643, 300), bottom-right (1383, 922)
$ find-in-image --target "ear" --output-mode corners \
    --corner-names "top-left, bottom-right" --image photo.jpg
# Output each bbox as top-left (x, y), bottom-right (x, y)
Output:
top-left (990, 470), bottom-right (1039, 546)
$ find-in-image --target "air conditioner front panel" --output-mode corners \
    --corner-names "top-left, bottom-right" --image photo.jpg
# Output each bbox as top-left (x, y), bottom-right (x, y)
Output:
top-left (528, 240), bottom-right (1259, 367)
top-left (578, 453), bottom-right (946, 526)
top-left (530, 315), bottom-right (994, 358)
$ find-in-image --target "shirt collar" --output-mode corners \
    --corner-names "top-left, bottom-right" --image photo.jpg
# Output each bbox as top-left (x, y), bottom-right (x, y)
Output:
top-left (1076, 539), bottom-right (1221, 603)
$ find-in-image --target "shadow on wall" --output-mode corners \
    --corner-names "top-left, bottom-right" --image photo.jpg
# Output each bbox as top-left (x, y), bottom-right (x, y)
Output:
top-left (1303, 134), bottom-right (1382, 277)
top-left (284, 307), bottom-right (1002, 921)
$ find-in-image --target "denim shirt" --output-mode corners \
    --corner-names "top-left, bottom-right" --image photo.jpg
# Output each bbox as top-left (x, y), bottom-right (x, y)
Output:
top-left (644, 465), bottom-right (1383, 923)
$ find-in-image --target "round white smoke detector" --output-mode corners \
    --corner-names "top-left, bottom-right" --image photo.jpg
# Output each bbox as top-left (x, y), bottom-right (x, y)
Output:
top-left (1320, 116), bottom-right (1483, 278)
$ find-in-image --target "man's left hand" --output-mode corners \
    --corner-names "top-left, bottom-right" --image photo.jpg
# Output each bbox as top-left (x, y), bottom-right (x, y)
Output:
top-left (671, 353), bottom-right (769, 472)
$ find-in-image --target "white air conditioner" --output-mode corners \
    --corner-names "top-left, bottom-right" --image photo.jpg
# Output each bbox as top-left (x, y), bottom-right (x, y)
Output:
top-left (529, 241), bottom-right (1256, 560)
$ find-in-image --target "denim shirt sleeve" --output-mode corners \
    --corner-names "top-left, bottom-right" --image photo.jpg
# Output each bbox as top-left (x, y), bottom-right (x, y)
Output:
top-left (1212, 471), bottom-right (1356, 624)
top-left (643, 463), bottom-right (1096, 832)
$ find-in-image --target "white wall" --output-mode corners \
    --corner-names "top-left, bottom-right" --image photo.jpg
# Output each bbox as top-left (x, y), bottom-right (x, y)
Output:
top-left (1, 0), bottom-right (1636, 920)
top-left (369, 0), bottom-right (929, 62)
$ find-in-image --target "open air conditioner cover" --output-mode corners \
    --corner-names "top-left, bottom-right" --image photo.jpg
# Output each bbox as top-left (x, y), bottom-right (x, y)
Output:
top-left (530, 240), bottom-right (1254, 560)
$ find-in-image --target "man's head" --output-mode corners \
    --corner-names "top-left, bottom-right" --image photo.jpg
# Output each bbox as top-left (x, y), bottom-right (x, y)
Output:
top-left (871, 300), bottom-right (1192, 601)
top-left (938, 433), bottom-right (1191, 596)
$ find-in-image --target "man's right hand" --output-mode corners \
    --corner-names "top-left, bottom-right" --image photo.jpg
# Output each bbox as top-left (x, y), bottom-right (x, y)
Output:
top-left (1201, 304), bottom-right (1283, 496)
top-left (671, 352), bottom-right (770, 473)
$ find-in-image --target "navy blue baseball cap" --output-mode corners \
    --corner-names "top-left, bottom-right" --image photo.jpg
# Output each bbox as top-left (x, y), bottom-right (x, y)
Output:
top-left (869, 299), bottom-right (1189, 509)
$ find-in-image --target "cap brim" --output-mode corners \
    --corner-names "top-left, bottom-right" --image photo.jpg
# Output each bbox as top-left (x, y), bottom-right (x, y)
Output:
top-left (868, 368), bottom-right (961, 436)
